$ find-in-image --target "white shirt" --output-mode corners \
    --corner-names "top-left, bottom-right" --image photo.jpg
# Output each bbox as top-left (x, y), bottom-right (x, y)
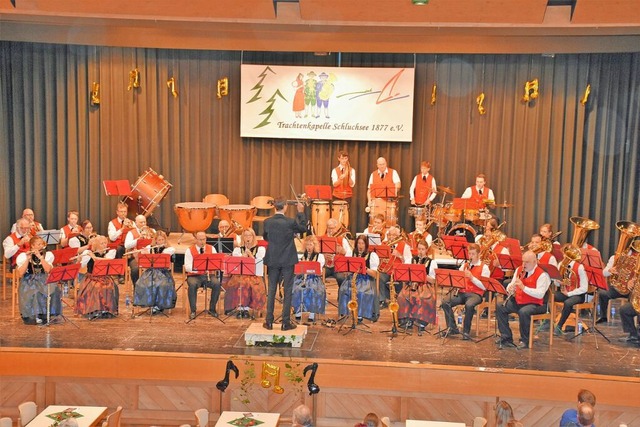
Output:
top-left (107, 218), bottom-right (125, 242)
top-left (461, 186), bottom-right (495, 201)
top-left (3, 232), bottom-right (29, 259)
top-left (16, 251), bottom-right (55, 270)
top-left (507, 266), bottom-right (551, 300)
top-left (409, 173), bottom-right (437, 203)
top-left (80, 249), bottom-right (116, 267)
top-left (566, 261), bottom-right (589, 297)
top-left (331, 167), bottom-right (356, 187)
top-left (459, 260), bottom-right (490, 291)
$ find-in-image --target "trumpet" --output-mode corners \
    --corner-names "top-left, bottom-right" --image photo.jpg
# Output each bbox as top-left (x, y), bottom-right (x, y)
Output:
top-left (123, 218), bottom-right (135, 229)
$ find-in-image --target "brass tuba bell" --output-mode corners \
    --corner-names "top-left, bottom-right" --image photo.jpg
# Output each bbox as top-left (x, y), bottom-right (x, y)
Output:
top-left (609, 221), bottom-right (640, 295)
top-left (569, 216), bottom-right (600, 249)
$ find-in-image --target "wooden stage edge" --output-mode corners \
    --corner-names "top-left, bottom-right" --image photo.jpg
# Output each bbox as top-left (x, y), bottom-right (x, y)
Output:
top-left (1, 347), bottom-right (640, 426)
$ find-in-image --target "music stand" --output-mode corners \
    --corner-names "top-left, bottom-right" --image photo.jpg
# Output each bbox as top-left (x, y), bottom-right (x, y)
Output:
top-left (334, 256), bottom-right (370, 334)
top-left (442, 236), bottom-right (468, 260)
top-left (370, 183), bottom-right (397, 200)
top-left (188, 253), bottom-right (225, 324)
top-left (51, 247), bottom-right (78, 266)
top-left (136, 238), bottom-right (153, 250)
top-left (103, 179), bottom-right (132, 197)
top-left (318, 236), bottom-right (337, 255)
top-left (208, 237), bottom-right (235, 254)
top-left (304, 185), bottom-right (332, 200)
top-left (45, 264), bottom-right (81, 328)
top-left (358, 233), bottom-right (381, 246)
top-left (387, 264), bottom-right (428, 337)
top-left (497, 253), bottom-right (523, 271)
top-left (293, 261), bottom-right (322, 322)
top-left (570, 249), bottom-right (610, 344)
top-left (434, 268), bottom-right (466, 340)
top-left (502, 238), bottom-right (522, 259)
top-left (452, 197), bottom-right (482, 212)
top-left (369, 244), bottom-right (391, 259)
top-left (37, 229), bottom-right (62, 246)
top-left (551, 243), bottom-right (563, 264)
top-left (475, 277), bottom-right (507, 343)
top-left (90, 259), bottom-right (127, 321)
top-left (223, 256), bottom-right (259, 321)
top-left (135, 253), bottom-right (172, 320)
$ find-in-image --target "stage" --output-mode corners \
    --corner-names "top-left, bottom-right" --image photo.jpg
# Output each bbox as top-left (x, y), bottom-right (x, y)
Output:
top-left (1, 272), bottom-right (640, 427)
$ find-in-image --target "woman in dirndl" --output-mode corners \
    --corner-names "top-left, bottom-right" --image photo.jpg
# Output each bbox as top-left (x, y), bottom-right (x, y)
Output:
top-left (338, 235), bottom-right (380, 322)
top-left (16, 236), bottom-right (60, 325)
top-left (397, 239), bottom-right (439, 333)
top-left (134, 230), bottom-right (176, 313)
top-left (292, 235), bottom-right (326, 323)
top-left (223, 228), bottom-right (266, 319)
top-left (75, 235), bottom-right (119, 319)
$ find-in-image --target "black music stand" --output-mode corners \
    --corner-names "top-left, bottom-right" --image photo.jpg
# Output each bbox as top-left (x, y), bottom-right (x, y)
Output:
top-left (386, 264), bottom-right (428, 337)
top-left (293, 261), bottom-right (322, 323)
top-left (304, 185), bottom-right (332, 201)
top-left (187, 253), bottom-right (225, 324)
top-left (370, 183), bottom-right (397, 200)
top-left (570, 249), bottom-right (610, 345)
top-left (135, 253), bottom-right (172, 320)
top-left (208, 237), bottom-right (235, 254)
top-left (91, 259), bottom-right (127, 321)
top-left (222, 256), bottom-right (259, 321)
top-left (475, 277), bottom-right (508, 343)
top-left (37, 229), bottom-right (62, 247)
top-left (359, 233), bottom-right (381, 246)
top-left (442, 236), bottom-right (469, 260)
top-left (50, 247), bottom-right (81, 312)
top-left (434, 268), bottom-right (466, 341)
top-left (334, 256), bottom-right (370, 334)
top-left (45, 264), bottom-right (81, 328)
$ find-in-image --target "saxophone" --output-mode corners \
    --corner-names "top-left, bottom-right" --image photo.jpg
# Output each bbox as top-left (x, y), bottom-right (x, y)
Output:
top-left (347, 271), bottom-right (358, 320)
top-left (388, 276), bottom-right (399, 326)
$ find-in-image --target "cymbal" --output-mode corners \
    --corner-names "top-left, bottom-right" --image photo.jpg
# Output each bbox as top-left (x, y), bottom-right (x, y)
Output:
top-left (494, 203), bottom-right (514, 208)
top-left (437, 186), bottom-right (456, 195)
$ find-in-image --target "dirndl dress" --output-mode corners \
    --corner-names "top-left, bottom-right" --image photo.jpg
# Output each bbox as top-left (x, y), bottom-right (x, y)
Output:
top-left (76, 275), bottom-right (119, 316)
top-left (338, 273), bottom-right (379, 321)
top-left (223, 275), bottom-right (266, 311)
top-left (397, 282), bottom-right (437, 325)
top-left (19, 273), bottom-right (62, 322)
top-left (292, 274), bottom-right (326, 315)
top-left (134, 268), bottom-right (177, 309)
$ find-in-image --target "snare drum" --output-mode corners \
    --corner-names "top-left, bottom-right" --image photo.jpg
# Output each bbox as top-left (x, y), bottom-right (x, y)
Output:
top-left (443, 203), bottom-right (461, 223)
top-left (447, 223), bottom-right (477, 243)
top-left (218, 204), bottom-right (257, 231)
top-left (126, 168), bottom-right (173, 217)
top-left (331, 200), bottom-right (349, 228)
top-left (408, 206), bottom-right (428, 219)
top-left (174, 202), bottom-right (216, 233)
top-left (464, 209), bottom-right (480, 223)
top-left (311, 201), bottom-right (331, 235)
top-left (430, 203), bottom-right (448, 228)
top-left (368, 198), bottom-right (398, 227)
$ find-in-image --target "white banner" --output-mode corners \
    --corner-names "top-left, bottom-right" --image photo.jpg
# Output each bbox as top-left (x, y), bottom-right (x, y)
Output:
top-left (240, 65), bottom-right (415, 142)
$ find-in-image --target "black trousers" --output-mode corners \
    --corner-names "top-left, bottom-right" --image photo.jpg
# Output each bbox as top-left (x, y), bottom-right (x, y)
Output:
top-left (266, 265), bottom-right (295, 324)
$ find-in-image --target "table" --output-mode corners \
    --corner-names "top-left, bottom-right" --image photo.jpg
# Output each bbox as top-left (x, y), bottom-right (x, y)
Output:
top-left (215, 411), bottom-right (280, 427)
top-left (406, 421), bottom-right (466, 427)
top-left (26, 405), bottom-right (108, 427)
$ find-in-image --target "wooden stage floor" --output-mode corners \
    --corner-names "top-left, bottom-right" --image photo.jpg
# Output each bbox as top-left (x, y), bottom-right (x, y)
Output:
top-left (1, 277), bottom-right (639, 379)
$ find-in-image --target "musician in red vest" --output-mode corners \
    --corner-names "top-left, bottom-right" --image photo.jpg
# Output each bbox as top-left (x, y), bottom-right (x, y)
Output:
top-left (60, 210), bottom-right (82, 247)
top-left (496, 250), bottom-right (552, 349)
top-left (3, 218), bottom-right (32, 267)
top-left (409, 161), bottom-right (437, 206)
top-left (528, 234), bottom-right (558, 267)
top-left (441, 243), bottom-right (490, 340)
top-left (378, 225), bottom-right (412, 307)
top-left (107, 202), bottom-right (134, 258)
top-left (554, 249), bottom-right (589, 336)
top-left (366, 157), bottom-right (401, 205)
top-left (11, 208), bottom-right (44, 235)
top-left (461, 173), bottom-right (495, 206)
top-left (331, 150), bottom-right (355, 203)
top-left (184, 231), bottom-right (220, 320)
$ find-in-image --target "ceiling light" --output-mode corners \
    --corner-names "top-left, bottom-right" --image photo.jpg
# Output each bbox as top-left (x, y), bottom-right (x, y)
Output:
top-left (412, 0), bottom-right (429, 4)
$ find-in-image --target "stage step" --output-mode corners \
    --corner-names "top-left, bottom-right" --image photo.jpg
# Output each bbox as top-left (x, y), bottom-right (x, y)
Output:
top-left (244, 323), bottom-right (308, 348)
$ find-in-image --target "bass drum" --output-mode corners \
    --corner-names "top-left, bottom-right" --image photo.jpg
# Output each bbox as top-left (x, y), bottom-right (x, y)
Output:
top-left (447, 223), bottom-right (477, 243)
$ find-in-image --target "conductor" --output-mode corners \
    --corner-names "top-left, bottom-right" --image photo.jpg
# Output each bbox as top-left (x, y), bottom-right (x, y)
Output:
top-left (263, 197), bottom-right (308, 331)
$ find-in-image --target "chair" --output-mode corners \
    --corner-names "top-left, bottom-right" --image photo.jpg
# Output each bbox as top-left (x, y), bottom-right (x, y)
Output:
top-left (101, 405), bottom-right (123, 427)
top-left (0, 417), bottom-right (13, 427)
top-left (608, 296), bottom-right (628, 321)
top-left (529, 287), bottom-right (555, 348)
top-left (475, 291), bottom-right (494, 335)
top-left (11, 269), bottom-right (19, 319)
top-left (18, 401), bottom-right (37, 426)
top-left (568, 285), bottom-right (598, 336)
top-left (194, 408), bottom-right (209, 427)
top-left (2, 254), bottom-right (12, 300)
top-left (203, 194), bottom-right (230, 218)
top-left (472, 416), bottom-right (488, 427)
top-left (250, 196), bottom-right (275, 235)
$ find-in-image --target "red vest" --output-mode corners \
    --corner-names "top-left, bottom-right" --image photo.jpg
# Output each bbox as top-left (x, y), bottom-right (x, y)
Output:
top-left (379, 241), bottom-right (407, 273)
top-left (566, 262), bottom-right (582, 293)
top-left (188, 245), bottom-right (215, 275)
top-left (8, 232), bottom-right (30, 266)
top-left (62, 224), bottom-right (82, 243)
top-left (469, 186), bottom-right (491, 205)
top-left (463, 263), bottom-right (486, 295)
top-left (515, 266), bottom-right (546, 306)
top-left (538, 252), bottom-right (554, 265)
top-left (414, 174), bottom-right (434, 205)
top-left (372, 168), bottom-right (396, 197)
top-left (333, 166), bottom-right (353, 199)
top-left (111, 218), bottom-right (125, 246)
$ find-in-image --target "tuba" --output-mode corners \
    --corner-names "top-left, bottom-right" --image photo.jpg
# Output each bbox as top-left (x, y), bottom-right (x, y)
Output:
top-left (224, 220), bottom-right (243, 237)
top-left (558, 244), bottom-right (582, 293)
top-left (609, 221), bottom-right (640, 295)
top-left (569, 216), bottom-right (600, 248)
top-left (479, 230), bottom-right (506, 267)
top-left (629, 240), bottom-right (640, 312)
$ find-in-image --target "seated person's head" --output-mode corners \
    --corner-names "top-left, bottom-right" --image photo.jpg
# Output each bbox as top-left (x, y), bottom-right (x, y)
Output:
top-left (577, 402), bottom-right (594, 426)
top-left (292, 404), bottom-right (313, 427)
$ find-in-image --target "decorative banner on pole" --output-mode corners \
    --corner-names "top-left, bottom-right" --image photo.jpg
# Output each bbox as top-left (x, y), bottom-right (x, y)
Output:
top-left (240, 65), bottom-right (415, 142)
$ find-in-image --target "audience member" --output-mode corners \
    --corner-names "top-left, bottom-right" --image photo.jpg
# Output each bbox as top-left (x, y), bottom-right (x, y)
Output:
top-left (560, 389), bottom-right (596, 427)
top-left (496, 401), bottom-right (523, 427)
top-left (292, 404), bottom-right (313, 427)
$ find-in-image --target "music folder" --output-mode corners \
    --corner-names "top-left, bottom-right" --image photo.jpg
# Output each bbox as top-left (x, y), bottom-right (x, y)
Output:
top-left (497, 253), bottom-right (522, 270)
top-left (46, 263), bottom-right (81, 284)
top-left (334, 256), bottom-right (366, 274)
top-left (224, 256), bottom-right (257, 276)
top-left (580, 248), bottom-right (607, 290)
top-left (318, 236), bottom-right (338, 254)
top-left (434, 268), bottom-right (466, 289)
top-left (136, 238), bottom-right (153, 250)
top-left (394, 264), bottom-right (427, 283)
top-left (369, 183), bottom-right (397, 199)
top-left (37, 229), bottom-right (63, 246)
top-left (452, 197), bottom-right (482, 211)
top-left (192, 253), bottom-right (225, 274)
top-left (441, 235), bottom-right (468, 260)
top-left (538, 264), bottom-right (562, 281)
top-left (92, 259), bottom-right (127, 277)
top-left (479, 276), bottom-right (507, 295)
top-left (50, 247), bottom-right (78, 266)
top-left (138, 253), bottom-right (171, 269)
top-left (304, 185), bottom-right (332, 200)
top-left (294, 261), bottom-right (321, 275)
top-left (369, 244), bottom-right (391, 259)
top-left (103, 179), bottom-right (132, 197)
